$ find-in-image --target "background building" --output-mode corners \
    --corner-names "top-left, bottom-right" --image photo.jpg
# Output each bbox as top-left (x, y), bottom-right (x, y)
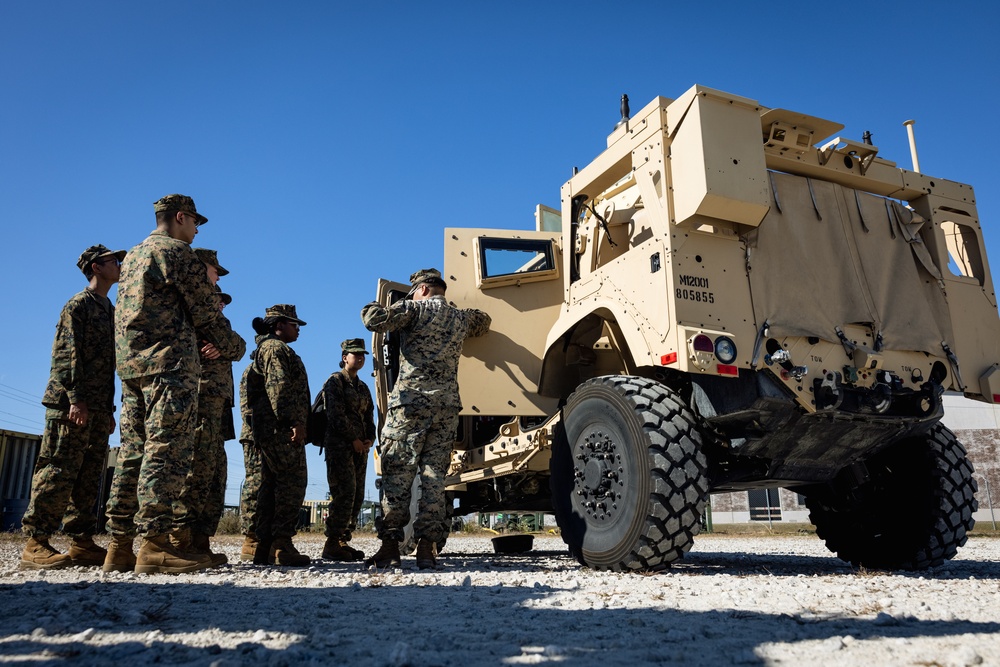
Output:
top-left (0, 429), bottom-right (41, 530)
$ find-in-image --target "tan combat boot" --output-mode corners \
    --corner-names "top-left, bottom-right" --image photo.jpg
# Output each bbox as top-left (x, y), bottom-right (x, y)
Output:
top-left (321, 537), bottom-right (363, 562)
top-left (253, 534), bottom-right (273, 565)
top-left (415, 538), bottom-right (438, 570)
top-left (240, 533), bottom-right (258, 562)
top-left (135, 533), bottom-right (213, 574)
top-left (191, 532), bottom-right (228, 567)
top-left (270, 536), bottom-right (310, 566)
top-left (364, 539), bottom-right (401, 569)
top-left (171, 526), bottom-right (194, 550)
top-left (20, 536), bottom-right (72, 570)
top-left (102, 536), bottom-right (137, 573)
top-left (343, 540), bottom-right (365, 561)
top-left (67, 536), bottom-right (108, 567)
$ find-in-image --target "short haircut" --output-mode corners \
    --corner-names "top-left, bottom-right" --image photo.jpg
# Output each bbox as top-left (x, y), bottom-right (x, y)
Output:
top-left (423, 276), bottom-right (447, 292)
top-left (155, 209), bottom-right (178, 225)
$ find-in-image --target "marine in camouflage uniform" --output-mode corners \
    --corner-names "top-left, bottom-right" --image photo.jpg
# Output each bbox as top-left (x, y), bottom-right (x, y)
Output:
top-left (103, 194), bottom-right (230, 575)
top-left (361, 268), bottom-right (490, 568)
top-left (183, 249), bottom-right (245, 559)
top-left (318, 338), bottom-right (376, 561)
top-left (239, 304), bottom-right (311, 566)
top-left (192, 289), bottom-right (243, 541)
top-left (239, 435), bottom-right (262, 539)
top-left (20, 245), bottom-right (125, 569)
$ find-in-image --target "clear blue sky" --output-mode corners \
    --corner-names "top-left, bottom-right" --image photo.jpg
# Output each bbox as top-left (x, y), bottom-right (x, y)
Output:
top-left (2, 1), bottom-right (998, 507)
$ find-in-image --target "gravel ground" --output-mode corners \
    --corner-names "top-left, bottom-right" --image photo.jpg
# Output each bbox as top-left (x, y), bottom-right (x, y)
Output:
top-left (1, 532), bottom-right (999, 666)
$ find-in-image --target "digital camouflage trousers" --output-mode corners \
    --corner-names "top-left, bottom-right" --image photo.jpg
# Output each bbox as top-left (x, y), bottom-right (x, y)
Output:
top-left (377, 401), bottom-right (457, 543)
top-left (183, 396), bottom-right (228, 536)
top-left (104, 371), bottom-right (199, 538)
top-left (21, 409), bottom-right (111, 539)
top-left (239, 440), bottom-right (261, 536)
top-left (246, 434), bottom-right (307, 540)
top-left (324, 444), bottom-right (367, 540)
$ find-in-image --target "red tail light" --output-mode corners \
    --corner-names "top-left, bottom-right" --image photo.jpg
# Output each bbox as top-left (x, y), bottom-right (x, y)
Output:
top-left (692, 334), bottom-right (714, 353)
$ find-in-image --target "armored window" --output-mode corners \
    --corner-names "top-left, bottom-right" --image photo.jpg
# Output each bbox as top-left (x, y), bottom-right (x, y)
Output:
top-left (475, 237), bottom-right (558, 289)
top-left (940, 217), bottom-right (985, 286)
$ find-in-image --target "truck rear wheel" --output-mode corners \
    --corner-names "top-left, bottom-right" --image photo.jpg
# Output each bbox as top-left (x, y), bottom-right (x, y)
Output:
top-left (550, 376), bottom-right (709, 571)
top-left (806, 424), bottom-right (978, 570)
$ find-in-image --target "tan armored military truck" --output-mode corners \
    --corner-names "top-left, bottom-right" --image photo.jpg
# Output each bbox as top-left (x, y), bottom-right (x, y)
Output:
top-left (370, 84), bottom-right (1000, 572)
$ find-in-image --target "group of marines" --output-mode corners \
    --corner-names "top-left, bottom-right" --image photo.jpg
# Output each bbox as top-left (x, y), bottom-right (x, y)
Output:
top-left (19, 193), bottom-right (491, 574)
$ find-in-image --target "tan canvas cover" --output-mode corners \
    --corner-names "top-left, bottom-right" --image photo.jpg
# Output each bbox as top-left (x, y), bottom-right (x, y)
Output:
top-left (745, 171), bottom-right (953, 355)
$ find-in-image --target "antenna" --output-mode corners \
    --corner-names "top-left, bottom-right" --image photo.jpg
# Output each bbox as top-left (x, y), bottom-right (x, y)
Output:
top-left (614, 94), bottom-right (630, 130)
top-left (903, 120), bottom-right (920, 173)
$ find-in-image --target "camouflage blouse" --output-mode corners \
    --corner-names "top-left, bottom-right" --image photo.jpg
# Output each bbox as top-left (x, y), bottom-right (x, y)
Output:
top-left (42, 288), bottom-right (116, 413)
top-left (114, 230), bottom-right (226, 380)
top-left (239, 333), bottom-right (310, 443)
top-left (320, 369), bottom-right (376, 449)
top-left (197, 312), bottom-right (247, 405)
top-left (361, 294), bottom-right (491, 409)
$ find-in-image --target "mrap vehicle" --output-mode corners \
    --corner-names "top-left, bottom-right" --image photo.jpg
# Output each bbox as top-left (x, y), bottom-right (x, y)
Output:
top-left (370, 84), bottom-right (1000, 572)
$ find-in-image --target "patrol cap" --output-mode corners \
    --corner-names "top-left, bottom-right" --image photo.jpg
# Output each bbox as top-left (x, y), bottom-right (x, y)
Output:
top-left (215, 284), bottom-right (232, 305)
top-left (265, 304), bottom-right (307, 326)
top-left (406, 267), bottom-right (447, 297)
top-left (77, 244), bottom-right (126, 275)
top-left (194, 248), bottom-right (230, 276)
top-left (153, 194), bottom-right (208, 226)
top-left (341, 338), bottom-right (368, 354)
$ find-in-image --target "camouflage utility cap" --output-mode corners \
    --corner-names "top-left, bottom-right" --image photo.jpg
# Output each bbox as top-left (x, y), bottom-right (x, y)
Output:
top-left (341, 338), bottom-right (368, 354)
top-left (77, 244), bottom-right (126, 274)
top-left (409, 268), bottom-right (442, 287)
top-left (219, 292), bottom-right (233, 305)
top-left (265, 304), bottom-right (307, 325)
top-left (153, 194), bottom-right (208, 226)
top-left (194, 248), bottom-right (230, 276)
top-left (406, 267), bottom-right (446, 297)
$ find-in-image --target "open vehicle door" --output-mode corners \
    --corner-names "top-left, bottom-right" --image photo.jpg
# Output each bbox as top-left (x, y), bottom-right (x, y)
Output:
top-left (369, 278), bottom-right (408, 475)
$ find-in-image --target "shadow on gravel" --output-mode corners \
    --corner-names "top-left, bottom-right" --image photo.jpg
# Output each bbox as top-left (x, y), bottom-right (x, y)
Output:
top-left (675, 550), bottom-right (1000, 580)
top-left (2, 573), bottom-right (1000, 666)
top-left (439, 546), bottom-right (1000, 581)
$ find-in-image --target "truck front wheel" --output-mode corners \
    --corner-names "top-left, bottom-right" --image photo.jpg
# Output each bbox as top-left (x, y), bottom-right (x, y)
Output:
top-left (550, 376), bottom-right (710, 571)
top-left (806, 423), bottom-right (978, 570)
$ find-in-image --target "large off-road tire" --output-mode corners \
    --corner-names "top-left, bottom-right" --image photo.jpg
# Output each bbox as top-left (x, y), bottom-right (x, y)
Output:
top-left (550, 376), bottom-right (710, 571)
top-left (806, 423), bottom-right (978, 570)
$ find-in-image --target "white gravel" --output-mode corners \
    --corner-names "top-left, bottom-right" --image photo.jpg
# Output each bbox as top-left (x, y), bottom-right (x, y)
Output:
top-left (1, 533), bottom-right (999, 666)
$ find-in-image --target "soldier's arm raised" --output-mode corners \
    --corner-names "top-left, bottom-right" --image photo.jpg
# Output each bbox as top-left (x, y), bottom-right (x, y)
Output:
top-left (361, 299), bottom-right (416, 333)
top-left (464, 308), bottom-right (492, 338)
